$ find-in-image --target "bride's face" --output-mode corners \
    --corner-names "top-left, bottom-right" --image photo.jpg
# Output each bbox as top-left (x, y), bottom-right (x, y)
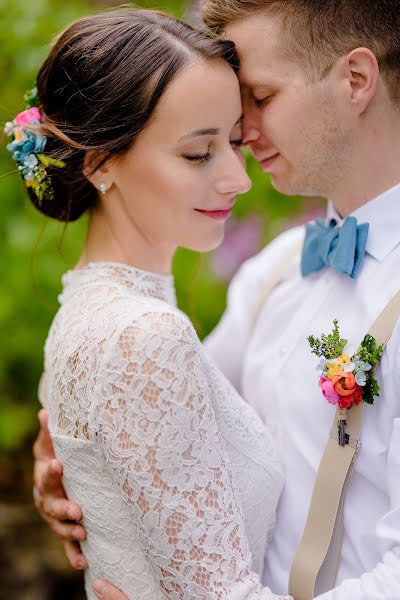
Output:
top-left (103, 59), bottom-right (251, 254)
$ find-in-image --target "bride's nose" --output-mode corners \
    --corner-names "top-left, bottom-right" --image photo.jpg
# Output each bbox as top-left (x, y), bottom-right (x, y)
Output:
top-left (215, 151), bottom-right (252, 197)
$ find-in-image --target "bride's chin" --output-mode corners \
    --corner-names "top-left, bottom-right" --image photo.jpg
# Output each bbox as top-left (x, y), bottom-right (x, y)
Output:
top-left (186, 232), bottom-right (227, 254)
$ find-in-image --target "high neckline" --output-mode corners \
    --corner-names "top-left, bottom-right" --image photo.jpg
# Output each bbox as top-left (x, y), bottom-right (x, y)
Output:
top-left (61, 261), bottom-right (177, 306)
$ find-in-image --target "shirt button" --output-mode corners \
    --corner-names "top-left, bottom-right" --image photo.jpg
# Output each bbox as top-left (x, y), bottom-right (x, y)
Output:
top-left (279, 346), bottom-right (288, 356)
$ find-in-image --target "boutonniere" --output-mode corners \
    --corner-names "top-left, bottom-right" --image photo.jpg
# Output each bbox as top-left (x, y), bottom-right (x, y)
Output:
top-left (308, 320), bottom-right (383, 446)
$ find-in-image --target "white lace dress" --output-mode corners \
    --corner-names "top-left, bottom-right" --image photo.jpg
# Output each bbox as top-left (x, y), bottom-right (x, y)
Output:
top-left (40, 262), bottom-right (289, 600)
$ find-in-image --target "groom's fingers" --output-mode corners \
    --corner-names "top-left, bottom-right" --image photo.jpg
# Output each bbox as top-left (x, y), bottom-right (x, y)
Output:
top-left (36, 457), bottom-right (64, 495)
top-left (42, 495), bottom-right (82, 523)
top-left (46, 516), bottom-right (86, 541)
top-left (34, 410), bottom-right (54, 458)
top-left (93, 580), bottom-right (128, 600)
top-left (34, 408), bottom-right (55, 460)
top-left (64, 541), bottom-right (88, 570)
top-left (33, 409), bottom-right (65, 500)
top-left (33, 410), bottom-right (89, 572)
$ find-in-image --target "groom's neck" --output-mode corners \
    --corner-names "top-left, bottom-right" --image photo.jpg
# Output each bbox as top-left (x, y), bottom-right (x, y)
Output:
top-left (330, 112), bottom-right (400, 218)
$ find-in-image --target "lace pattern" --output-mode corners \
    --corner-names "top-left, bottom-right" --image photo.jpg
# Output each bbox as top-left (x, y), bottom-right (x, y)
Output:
top-left (41, 262), bottom-right (290, 599)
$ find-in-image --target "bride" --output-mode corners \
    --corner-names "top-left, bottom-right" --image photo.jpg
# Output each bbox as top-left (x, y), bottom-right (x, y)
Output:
top-left (8, 7), bottom-right (290, 599)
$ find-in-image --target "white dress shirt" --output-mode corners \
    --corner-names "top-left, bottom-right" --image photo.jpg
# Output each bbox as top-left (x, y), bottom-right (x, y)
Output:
top-left (205, 182), bottom-right (400, 599)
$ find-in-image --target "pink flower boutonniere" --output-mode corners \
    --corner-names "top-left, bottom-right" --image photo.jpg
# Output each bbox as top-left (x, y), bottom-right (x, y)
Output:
top-left (308, 320), bottom-right (383, 445)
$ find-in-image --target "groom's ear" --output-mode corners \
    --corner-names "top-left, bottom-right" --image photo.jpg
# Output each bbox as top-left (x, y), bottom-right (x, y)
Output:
top-left (342, 47), bottom-right (380, 115)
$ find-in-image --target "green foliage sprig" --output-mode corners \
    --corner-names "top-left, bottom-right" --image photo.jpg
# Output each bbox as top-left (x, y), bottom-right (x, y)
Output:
top-left (24, 86), bottom-right (39, 108)
top-left (355, 335), bottom-right (383, 404)
top-left (308, 319), bottom-right (348, 359)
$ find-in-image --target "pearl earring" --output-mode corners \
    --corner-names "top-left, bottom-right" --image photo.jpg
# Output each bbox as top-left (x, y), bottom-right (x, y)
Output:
top-left (99, 183), bottom-right (108, 194)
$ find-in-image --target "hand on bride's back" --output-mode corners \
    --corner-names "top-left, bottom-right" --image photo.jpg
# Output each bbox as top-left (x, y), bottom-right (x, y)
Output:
top-left (93, 580), bottom-right (129, 600)
top-left (33, 409), bottom-right (88, 569)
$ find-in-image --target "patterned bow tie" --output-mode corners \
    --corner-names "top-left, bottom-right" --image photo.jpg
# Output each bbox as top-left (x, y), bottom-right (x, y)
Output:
top-left (301, 216), bottom-right (369, 279)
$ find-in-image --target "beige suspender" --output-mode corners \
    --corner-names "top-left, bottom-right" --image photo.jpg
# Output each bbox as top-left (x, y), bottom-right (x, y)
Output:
top-left (288, 402), bottom-right (363, 599)
top-left (249, 248), bottom-right (400, 600)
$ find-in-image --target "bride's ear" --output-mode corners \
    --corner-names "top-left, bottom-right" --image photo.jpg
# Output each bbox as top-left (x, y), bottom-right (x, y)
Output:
top-left (83, 151), bottom-right (113, 194)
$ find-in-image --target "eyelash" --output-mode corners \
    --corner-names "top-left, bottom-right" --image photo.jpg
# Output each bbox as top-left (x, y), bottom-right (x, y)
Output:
top-left (254, 96), bottom-right (271, 107)
top-left (185, 152), bottom-right (211, 164)
top-left (185, 140), bottom-right (243, 164)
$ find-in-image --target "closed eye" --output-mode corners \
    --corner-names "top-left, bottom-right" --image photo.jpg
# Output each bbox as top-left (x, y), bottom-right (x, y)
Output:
top-left (254, 96), bottom-right (272, 107)
top-left (184, 152), bottom-right (211, 163)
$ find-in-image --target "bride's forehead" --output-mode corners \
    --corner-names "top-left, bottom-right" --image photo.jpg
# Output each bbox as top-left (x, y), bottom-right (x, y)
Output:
top-left (147, 63), bottom-right (241, 127)
top-left (162, 60), bottom-right (237, 99)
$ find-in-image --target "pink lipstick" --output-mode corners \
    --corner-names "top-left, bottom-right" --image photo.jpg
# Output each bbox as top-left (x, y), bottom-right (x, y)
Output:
top-left (195, 208), bottom-right (233, 220)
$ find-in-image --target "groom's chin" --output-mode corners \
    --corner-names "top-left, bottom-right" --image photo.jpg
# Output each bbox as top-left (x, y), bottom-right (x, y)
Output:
top-left (269, 172), bottom-right (322, 199)
top-left (269, 174), bottom-right (303, 198)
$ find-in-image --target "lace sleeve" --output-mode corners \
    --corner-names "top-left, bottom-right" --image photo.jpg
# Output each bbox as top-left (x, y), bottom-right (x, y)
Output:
top-left (94, 309), bottom-right (290, 599)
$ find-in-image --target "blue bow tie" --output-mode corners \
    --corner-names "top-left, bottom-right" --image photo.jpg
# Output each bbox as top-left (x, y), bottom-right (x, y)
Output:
top-left (301, 216), bottom-right (369, 279)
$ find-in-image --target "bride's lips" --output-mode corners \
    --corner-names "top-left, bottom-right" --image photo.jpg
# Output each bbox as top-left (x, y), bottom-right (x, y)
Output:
top-left (195, 207), bottom-right (233, 220)
top-left (260, 153), bottom-right (280, 172)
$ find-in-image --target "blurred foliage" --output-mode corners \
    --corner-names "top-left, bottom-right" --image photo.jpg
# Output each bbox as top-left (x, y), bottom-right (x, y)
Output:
top-left (0, 0), bottom-right (322, 454)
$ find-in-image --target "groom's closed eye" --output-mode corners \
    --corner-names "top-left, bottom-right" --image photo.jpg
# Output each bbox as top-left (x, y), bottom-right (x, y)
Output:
top-left (254, 95), bottom-right (273, 108)
top-left (248, 83), bottom-right (277, 108)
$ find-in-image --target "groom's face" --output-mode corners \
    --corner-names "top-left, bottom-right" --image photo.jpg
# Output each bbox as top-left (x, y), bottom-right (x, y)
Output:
top-left (225, 14), bottom-right (353, 198)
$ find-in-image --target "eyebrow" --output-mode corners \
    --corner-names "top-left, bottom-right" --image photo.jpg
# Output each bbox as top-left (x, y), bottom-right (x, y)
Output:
top-left (245, 83), bottom-right (275, 93)
top-left (178, 116), bottom-right (242, 143)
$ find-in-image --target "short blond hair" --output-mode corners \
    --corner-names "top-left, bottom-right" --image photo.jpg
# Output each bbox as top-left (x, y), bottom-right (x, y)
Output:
top-left (202, 0), bottom-right (400, 103)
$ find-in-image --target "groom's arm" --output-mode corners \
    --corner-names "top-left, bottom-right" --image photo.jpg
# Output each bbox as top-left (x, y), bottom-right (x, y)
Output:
top-left (315, 549), bottom-right (400, 599)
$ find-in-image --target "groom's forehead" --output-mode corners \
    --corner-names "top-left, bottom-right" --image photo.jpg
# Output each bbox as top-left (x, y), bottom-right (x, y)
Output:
top-left (237, 52), bottom-right (294, 91)
top-left (225, 17), bottom-right (291, 87)
top-left (235, 46), bottom-right (284, 89)
top-left (238, 72), bottom-right (274, 93)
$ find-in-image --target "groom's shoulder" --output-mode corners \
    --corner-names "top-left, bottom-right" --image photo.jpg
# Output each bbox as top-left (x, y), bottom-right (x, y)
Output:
top-left (238, 225), bottom-right (305, 280)
top-left (226, 225), bottom-right (305, 303)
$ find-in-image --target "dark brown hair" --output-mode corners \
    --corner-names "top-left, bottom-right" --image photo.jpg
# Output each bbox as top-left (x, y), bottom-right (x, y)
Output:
top-left (30, 6), bottom-right (239, 222)
top-left (202, 0), bottom-right (400, 103)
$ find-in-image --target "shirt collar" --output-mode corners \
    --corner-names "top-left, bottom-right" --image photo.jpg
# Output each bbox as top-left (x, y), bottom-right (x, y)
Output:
top-left (326, 181), bottom-right (400, 262)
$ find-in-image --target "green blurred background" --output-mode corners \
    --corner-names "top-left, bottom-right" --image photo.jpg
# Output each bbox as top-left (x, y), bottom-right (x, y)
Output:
top-left (0, 0), bottom-right (323, 597)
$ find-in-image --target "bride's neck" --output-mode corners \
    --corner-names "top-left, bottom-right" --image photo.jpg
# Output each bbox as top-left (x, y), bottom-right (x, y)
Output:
top-left (76, 206), bottom-right (175, 276)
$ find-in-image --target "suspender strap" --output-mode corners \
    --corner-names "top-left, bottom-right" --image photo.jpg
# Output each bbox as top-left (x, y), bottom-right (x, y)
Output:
top-left (289, 289), bottom-right (400, 600)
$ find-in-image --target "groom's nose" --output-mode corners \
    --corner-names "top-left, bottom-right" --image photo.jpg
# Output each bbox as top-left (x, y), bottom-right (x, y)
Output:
top-left (241, 100), bottom-right (262, 145)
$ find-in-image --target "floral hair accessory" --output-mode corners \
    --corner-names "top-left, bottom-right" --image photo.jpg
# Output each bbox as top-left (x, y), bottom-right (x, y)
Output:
top-left (4, 87), bottom-right (65, 204)
top-left (309, 320), bottom-right (383, 445)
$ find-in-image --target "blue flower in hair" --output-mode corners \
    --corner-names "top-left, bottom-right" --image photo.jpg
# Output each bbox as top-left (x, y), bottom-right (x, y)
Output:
top-left (7, 127), bottom-right (46, 164)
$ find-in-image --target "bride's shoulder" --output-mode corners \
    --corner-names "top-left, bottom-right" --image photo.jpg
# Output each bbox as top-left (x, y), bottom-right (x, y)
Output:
top-left (102, 305), bottom-right (203, 381)
top-left (113, 301), bottom-right (200, 352)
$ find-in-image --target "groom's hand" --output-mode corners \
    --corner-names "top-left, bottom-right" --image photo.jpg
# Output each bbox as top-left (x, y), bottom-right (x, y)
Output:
top-left (93, 580), bottom-right (129, 600)
top-left (33, 409), bottom-right (88, 569)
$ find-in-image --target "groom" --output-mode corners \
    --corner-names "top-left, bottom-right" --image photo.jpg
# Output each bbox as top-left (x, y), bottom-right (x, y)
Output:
top-left (33, 1), bottom-right (400, 598)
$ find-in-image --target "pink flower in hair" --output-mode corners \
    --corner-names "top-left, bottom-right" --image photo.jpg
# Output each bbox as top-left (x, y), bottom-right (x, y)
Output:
top-left (15, 107), bottom-right (41, 126)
